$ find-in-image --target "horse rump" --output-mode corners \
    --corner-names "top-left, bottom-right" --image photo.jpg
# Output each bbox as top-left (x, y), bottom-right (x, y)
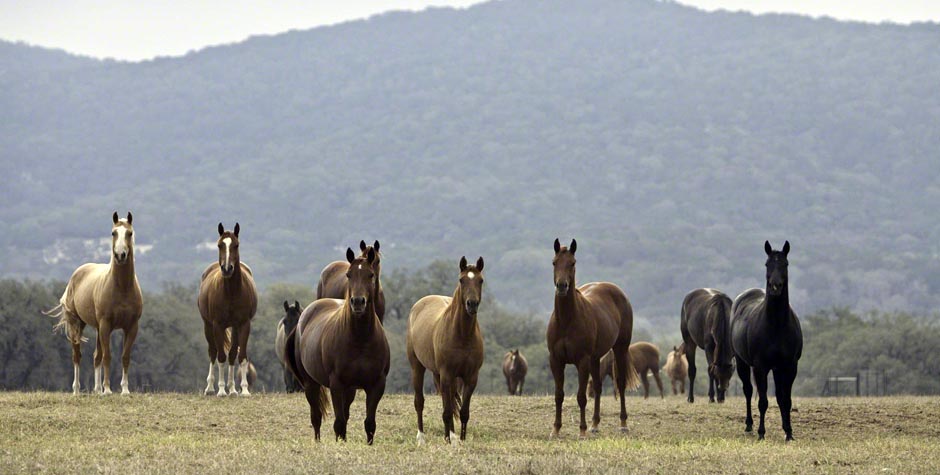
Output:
top-left (284, 325), bottom-right (330, 414)
top-left (44, 300), bottom-right (87, 345)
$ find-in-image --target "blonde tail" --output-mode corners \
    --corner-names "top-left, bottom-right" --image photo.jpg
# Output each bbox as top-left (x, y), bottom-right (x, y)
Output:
top-left (45, 290), bottom-right (86, 345)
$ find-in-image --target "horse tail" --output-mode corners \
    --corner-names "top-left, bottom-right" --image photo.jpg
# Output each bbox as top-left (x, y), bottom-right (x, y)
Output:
top-left (451, 380), bottom-right (463, 420)
top-left (614, 345), bottom-right (641, 393)
top-left (223, 328), bottom-right (232, 354)
top-left (45, 287), bottom-right (87, 345)
top-left (708, 295), bottom-right (733, 367)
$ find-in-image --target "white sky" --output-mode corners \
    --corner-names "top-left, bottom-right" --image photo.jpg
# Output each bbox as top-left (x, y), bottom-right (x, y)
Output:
top-left (0, 0), bottom-right (937, 61)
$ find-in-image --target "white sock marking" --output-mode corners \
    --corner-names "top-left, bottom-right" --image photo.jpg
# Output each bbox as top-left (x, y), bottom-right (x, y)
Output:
top-left (416, 431), bottom-right (426, 445)
top-left (205, 361), bottom-right (216, 395)
top-left (72, 363), bottom-right (80, 395)
top-left (239, 360), bottom-right (251, 396)
top-left (217, 361), bottom-right (227, 397)
top-left (121, 368), bottom-right (130, 395)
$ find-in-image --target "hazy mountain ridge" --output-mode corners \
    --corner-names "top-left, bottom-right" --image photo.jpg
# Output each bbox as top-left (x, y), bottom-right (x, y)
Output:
top-left (1, 0), bottom-right (938, 323)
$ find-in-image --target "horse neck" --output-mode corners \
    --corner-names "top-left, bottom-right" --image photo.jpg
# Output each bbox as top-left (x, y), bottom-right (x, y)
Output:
top-left (553, 288), bottom-right (583, 327)
top-left (222, 262), bottom-right (245, 293)
top-left (444, 286), bottom-right (478, 339)
top-left (108, 251), bottom-right (136, 291)
top-left (765, 285), bottom-right (791, 323)
top-left (343, 290), bottom-right (378, 341)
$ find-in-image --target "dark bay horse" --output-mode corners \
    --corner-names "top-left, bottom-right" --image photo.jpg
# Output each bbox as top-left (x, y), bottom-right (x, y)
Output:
top-left (316, 240), bottom-right (385, 323)
top-left (288, 248), bottom-right (390, 444)
top-left (681, 288), bottom-right (735, 403)
top-left (407, 256), bottom-right (485, 444)
top-left (547, 239), bottom-right (639, 438)
top-left (198, 223), bottom-right (258, 397)
top-left (275, 300), bottom-right (303, 393)
top-left (589, 342), bottom-right (663, 399)
top-left (732, 241), bottom-right (803, 441)
top-left (46, 212), bottom-right (143, 395)
top-left (502, 349), bottom-right (528, 396)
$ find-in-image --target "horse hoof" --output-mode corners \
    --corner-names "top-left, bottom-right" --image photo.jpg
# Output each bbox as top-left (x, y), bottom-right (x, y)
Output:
top-left (549, 429), bottom-right (560, 439)
top-left (589, 427), bottom-right (599, 434)
top-left (448, 432), bottom-right (460, 445)
top-left (416, 432), bottom-right (426, 445)
top-left (620, 426), bottom-right (629, 433)
top-left (745, 426), bottom-right (753, 433)
top-left (786, 435), bottom-right (794, 442)
top-left (239, 389), bottom-right (251, 397)
top-left (217, 389), bottom-right (228, 397)
top-left (102, 388), bottom-right (112, 396)
top-left (757, 434), bottom-right (765, 441)
top-left (227, 389), bottom-right (238, 397)
top-left (121, 389), bottom-right (130, 396)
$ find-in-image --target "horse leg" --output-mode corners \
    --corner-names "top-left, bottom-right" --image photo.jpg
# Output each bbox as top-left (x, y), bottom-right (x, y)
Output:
top-left (774, 364), bottom-right (798, 442)
top-left (549, 357), bottom-right (564, 438)
top-left (440, 373), bottom-right (457, 444)
top-left (640, 370), bottom-right (650, 399)
top-left (735, 355), bottom-right (752, 432)
top-left (203, 321), bottom-right (217, 396)
top-left (70, 321), bottom-right (85, 395)
top-left (518, 378), bottom-right (524, 396)
top-left (98, 320), bottom-right (113, 395)
top-left (754, 367), bottom-right (770, 441)
top-left (364, 379), bottom-right (386, 445)
top-left (330, 384), bottom-right (348, 441)
top-left (589, 357), bottom-right (603, 433)
top-left (120, 322), bottom-right (138, 395)
top-left (577, 358), bottom-right (590, 439)
top-left (507, 376), bottom-right (514, 395)
top-left (304, 383), bottom-right (324, 441)
top-left (654, 371), bottom-right (665, 399)
top-left (213, 325), bottom-right (228, 397)
top-left (93, 330), bottom-right (102, 394)
top-left (236, 320), bottom-right (251, 396)
top-left (708, 373), bottom-right (716, 403)
top-left (612, 346), bottom-right (630, 431)
top-left (411, 363), bottom-right (427, 444)
top-left (226, 326), bottom-right (239, 396)
top-left (459, 374), bottom-right (478, 441)
top-left (685, 344), bottom-right (697, 403)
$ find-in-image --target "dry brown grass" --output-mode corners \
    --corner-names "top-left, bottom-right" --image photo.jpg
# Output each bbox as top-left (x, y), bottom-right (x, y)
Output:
top-left (1, 391), bottom-right (938, 474)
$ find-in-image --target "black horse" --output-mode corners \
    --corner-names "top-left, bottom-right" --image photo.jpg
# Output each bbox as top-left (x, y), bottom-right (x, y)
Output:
top-left (680, 288), bottom-right (734, 403)
top-left (276, 301), bottom-right (304, 393)
top-left (731, 241), bottom-right (803, 441)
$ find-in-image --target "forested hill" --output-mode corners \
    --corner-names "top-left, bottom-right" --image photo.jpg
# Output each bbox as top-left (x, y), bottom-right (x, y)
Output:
top-left (1, 0), bottom-right (938, 323)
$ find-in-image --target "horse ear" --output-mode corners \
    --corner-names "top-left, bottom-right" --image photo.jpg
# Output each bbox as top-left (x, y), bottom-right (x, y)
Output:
top-left (569, 239), bottom-right (577, 254)
top-left (126, 212), bottom-right (133, 224)
top-left (113, 212), bottom-right (119, 224)
top-left (367, 248), bottom-right (376, 264)
top-left (346, 248), bottom-right (355, 263)
top-left (459, 256), bottom-right (468, 272)
top-left (283, 301), bottom-right (290, 312)
top-left (233, 223), bottom-right (240, 237)
top-left (294, 300), bottom-right (301, 310)
top-left (554, 238), bottom-right (561, 254)
top-left (783, 240), bottom-right (790, 256)
top-left (360, 240), bottom-right (367, 252)
top-left (476, 256), bottom-right (484, 271)
top-left (373, 240), bottom-right (380, 252)
top-left (764, 240), bottom-right (772, 255)
top-left (218, 223), bottom-right (225, 236)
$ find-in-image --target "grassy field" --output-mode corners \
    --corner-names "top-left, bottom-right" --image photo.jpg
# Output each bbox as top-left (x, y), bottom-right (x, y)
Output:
top-left (1, 391), bottom-right (937, 474)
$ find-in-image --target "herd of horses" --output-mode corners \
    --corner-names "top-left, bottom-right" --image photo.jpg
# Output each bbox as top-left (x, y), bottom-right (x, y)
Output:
top-left (46, 212), bottom-right (803, 444)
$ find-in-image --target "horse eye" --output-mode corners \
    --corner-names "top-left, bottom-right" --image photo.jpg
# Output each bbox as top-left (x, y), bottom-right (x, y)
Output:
top-left (127, 232), bottom-right (133, 237)
top-left (112, 231), bottom-right (117, 236)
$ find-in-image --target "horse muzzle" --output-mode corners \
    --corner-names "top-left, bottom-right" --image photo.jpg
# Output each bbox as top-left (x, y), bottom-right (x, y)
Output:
top-left (114, 252), bottom-right (128, 264)
top-left (555, 282), bottom-right (570, 296)
top-left (350, 296), bottom-right (367, 315)
top-left (768, 283), bottom-right (784, 295)
top-left (465, 300), bottom-right (479, 315)
top-left (220, 264), bottom-right (235, 277)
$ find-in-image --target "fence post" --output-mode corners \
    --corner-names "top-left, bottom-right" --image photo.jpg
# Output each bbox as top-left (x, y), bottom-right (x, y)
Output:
top-left (855, 372), bottom-right (860, 396)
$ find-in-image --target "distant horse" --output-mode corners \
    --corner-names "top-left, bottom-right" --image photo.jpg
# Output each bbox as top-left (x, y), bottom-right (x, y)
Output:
top-left (589, 342), bottom-right (663, 399)
top-left (198, 223), bottom-right (258, 397)
top-left (316, 240), bottom-right (385, 323)
top-left (732, 241), bottom-right (803, 441)
top-left (547, 239), bottom-right (639, 438)
top-left (275, 300), bottom-right (303, 393)
top-left (502, 349), bottom-right (527, 396)
top-left (680, 288), bottom-right (735, 403)
top-left (663, 344), bottom-right (688, 395)
top-left (46, 212), bottom-right (143, 395)
top-left (408, 256), bottom-right (485, 444)
top-left (287, 248), bottom-right (389, 444)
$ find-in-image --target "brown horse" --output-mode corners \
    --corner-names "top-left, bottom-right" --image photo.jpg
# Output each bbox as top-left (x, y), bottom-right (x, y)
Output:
top-left (197, 223), bottom-right (258, 397)
top-left (46, 212), bottom-right (143, 395)
top-left (547, 239), bottom-right (639, 438)
top-left (502, 349), bottom-right (527, 396)
top-left (589, 342), bottom-right (664, 399)
top-left (663, 344), bottom-right (689, 395)
top-left (681, 288), bottom-right (735, 403)
top-left (316, 240), bottom-right (385, 323)
top-left (275, 300), bottom-right (304, 393)
top-left (287, 247), bottom-right (389, 444)
top-left (407, 256), bottom-right (485, 444)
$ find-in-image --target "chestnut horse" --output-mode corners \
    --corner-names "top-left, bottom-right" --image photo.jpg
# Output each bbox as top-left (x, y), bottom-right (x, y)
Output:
top-left (287, 248), bottom-right (389, 444)
top-left (589, 342), bottom-right (663, 399)
top-left (547, 239), bottom-right (638, 438)
top-left (732, 241), bottom-right (803, 441)
top-left (316, 240), bottom-right (385, 323)
top-left (407, 256), bottom-right (485, 444)
top-left (502, 349), bottom-right (527, 396)
top-left (46, 212), bottom-right (142, 395)
top-left (664, 344), bottom-right (688, 395)
top-left (275, 300), bottom-right (303, 393)
top-left (681, 288), bottom-right (735, 403)
top-left (198, 223), bottom-right (258, 397)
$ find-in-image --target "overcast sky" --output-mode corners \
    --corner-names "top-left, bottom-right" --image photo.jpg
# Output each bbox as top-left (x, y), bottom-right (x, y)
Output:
top-left (1, 0), bottom-right (937, 61)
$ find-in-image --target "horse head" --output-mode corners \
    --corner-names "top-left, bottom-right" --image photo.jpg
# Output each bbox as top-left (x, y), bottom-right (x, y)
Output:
top-left (552, 238), bottom-right (577, 296)
top-left (764, 240), bottom-right (790, 297)
top-left (110, 211), bottom-right (134, 265)
top-left (216, 222), bottom-right (241, 278)
top-left (346, 247), bottom-right (376, 317)
top-left (282, 300), bottom-right (302, 334)
top-left (458, 256), bottom-right (484, 316)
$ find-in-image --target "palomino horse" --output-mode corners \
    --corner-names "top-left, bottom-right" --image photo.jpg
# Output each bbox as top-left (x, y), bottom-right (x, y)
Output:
top-left (502, 349), bottom-right (527, 396)
top-left (589, 342), bottom-right (664, 399)
top-left (275, 300), bottom-right (303, 393)
top-left (732, 241), bottom-right (803, 441)
top-left (316, 240), bottom-right (385, 323)
top-left (681, 288), bottom-right (735, 403)
top-left (547, 239), bottom-right (639, 438)
top-left (287, 248), bottom-right (389, 444)
top-left (46, 212), bottom-right (142, 395)
top-left (407, 256), bottom-right (485, 444)
top-left (663, 344), bottom-right (688, 395)
top-left (198, 223), bottom-right (258, 397)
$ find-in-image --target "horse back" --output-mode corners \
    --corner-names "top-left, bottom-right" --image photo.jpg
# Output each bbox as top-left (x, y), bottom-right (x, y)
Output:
top-left (316, 261), bottom-right (349, 299)
top-left (407, 295), bottom-right (451, 373)
top-left (630, 342), bottom-right (661, 372)
top-left (275, 319), bottom-right (287, 365)
top-left (579, 282), bottom-right (633, 351)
